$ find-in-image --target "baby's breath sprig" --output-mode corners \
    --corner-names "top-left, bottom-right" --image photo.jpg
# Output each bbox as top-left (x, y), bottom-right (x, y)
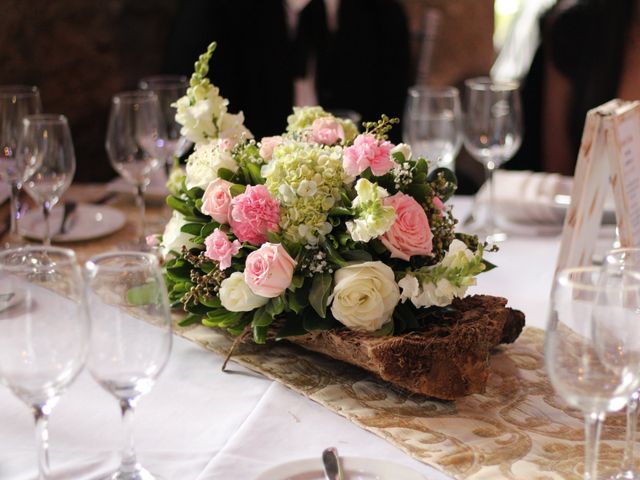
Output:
top-left (362, 115), bottom-right (399, 140)
top-left (298, 244), bottom-right (334, 277)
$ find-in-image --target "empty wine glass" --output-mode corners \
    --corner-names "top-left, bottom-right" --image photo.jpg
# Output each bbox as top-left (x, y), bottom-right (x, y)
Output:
top-left (18, 114), bottom-right (76, 246)
top-left (106, 91), bottom-right (166, 250)
top-left (403, 85), bottom-right (461, 172)
top-left (0, 246), bottom-right (88, 480)
top-left (463, 77), bottom-right (522, 243)
top-left (602, 248), bottom-right (640, 480)
top-left (545, 266), bottom-right (640, 480)
top-left (0, 86), bottom-right (42, 246)
top-left (85, 252), bottom-right (172, 480)
top-left (138, 75), bottom-right (191, 175)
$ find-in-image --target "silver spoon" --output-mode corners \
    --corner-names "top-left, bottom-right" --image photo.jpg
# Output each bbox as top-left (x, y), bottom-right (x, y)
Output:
top-left (322, 447), bottom-right (344, 480)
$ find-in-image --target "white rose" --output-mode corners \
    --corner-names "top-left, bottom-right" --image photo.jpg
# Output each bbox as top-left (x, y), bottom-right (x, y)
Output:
top-left (391, 143), bottom-right (412, 161)
top-left (329, 261), bottom-right (400, 332)
top-left (161, 211), bottom-right (199, 258)
top-left (185, 140), bottom-right (239, 189)
top-left (219, 272), bottom-right (269, 312)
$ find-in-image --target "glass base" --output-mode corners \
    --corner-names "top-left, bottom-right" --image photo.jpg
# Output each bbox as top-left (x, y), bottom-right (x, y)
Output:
top-left (116, 239), bottom-right (154, 253)
top-left (608, 470), bottom-right (640, 480)
top-left (98, 466), bottom-right (162, 480)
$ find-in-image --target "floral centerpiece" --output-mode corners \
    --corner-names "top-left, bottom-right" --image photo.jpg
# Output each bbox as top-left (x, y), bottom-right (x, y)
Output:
top-left (160, 42), bottom-right (496, 346)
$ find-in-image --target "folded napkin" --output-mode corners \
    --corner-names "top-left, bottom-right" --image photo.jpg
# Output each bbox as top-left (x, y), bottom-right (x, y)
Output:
top-left (476, 170), bottom-right (572, 226)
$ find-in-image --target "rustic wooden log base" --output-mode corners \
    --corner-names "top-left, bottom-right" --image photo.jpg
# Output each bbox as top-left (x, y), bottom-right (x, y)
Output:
top-left (287, 295), bottom-right (525, 400)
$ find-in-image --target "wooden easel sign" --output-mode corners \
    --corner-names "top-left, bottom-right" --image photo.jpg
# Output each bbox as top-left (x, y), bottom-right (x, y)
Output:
top-left (556, 99), bottom-right (640, 271)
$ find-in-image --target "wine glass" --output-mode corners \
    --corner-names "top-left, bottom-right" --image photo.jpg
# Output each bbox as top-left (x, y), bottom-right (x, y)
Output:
top-left (463, 77), bottom-right (522, 243)
top-left (85, 252), bottom-right (172, 480)
top-left (602, 248), bottom-right (640, 480)
top-left (0, 85), bottom-right (42, 246)
top-left (0, 246), bottom-right (88, 479)
top-left (106, 91), bottom-right (166, 250)
top-left (138, 75), bottom-right (191, 175)
top-left (18, 114), bottom-right (76, 246)
top-left (545, 266), bottom-right (640, 480)
top-left (403, 85), bottom-right (461, 172)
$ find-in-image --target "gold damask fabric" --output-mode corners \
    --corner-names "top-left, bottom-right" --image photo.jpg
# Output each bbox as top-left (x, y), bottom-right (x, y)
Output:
top-left (174, 325), bottom-right (630, 479)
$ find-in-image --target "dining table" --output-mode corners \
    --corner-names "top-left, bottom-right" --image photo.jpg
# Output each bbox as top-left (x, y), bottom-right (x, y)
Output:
top-left (0, 184), bottom-right (625, 480)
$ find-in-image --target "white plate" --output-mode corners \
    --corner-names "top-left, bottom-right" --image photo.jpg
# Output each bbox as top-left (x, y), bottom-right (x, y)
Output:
top-left (20, 203), bottom-right (126, 243)
top-left (254, 457), bottom-right (426, 480)
top-left (0, 290), bottom-right (25, 313)
top-left (106, 168), bottom-right (170, 202)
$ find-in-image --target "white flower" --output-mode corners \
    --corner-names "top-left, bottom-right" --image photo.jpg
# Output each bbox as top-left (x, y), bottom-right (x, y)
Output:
top-left (174, 87), bottom-right (227, 144)
top-left (391, 143), bottom-right (412, 161)
top-left (441, 239), bottom-right (475, 269)
top-left (296, 180), bottom-right (317, 197)
top-left (219, 272), bottom-right (269, 312)
top-left (161, 211), bottom-right (199, 258)
top-left (218, 111), bottom-right (253, 145)
top-left (398, 274), bottom-right (420, 303)
top-left (329, 261), bottom-right (400, 332)
top-left (346, 178), bottom-right (395, 242)
top-left (185, 140), bottom-right (239, 189)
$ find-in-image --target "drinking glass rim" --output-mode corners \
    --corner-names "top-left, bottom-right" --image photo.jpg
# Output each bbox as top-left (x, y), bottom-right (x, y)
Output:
top-left (408, 85), bottom-right (459, 98)
top-left (112, 90), bottom-right (159, 104)
top-left (139, 75), bottom-right (189, 89)
top-left (0, 85), bottom-right (40, 99)
top-left (0, 246), bottom-right (77, 271)
top-left (22, 113), bottom-right (68, 126)
top-left (85, 251), bottom-right (160, 274)
top-left (465, 77), bottom-right (519, 92)
top-left (557, 266), bottom-right (640, 291)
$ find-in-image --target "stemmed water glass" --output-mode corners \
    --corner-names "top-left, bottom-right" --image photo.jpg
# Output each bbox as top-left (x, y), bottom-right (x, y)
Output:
top-left (403, 85), bottom-right (462, 173)
top-left (0, 85), bottom-right (42, 246)
top-left (85, 252), bottom-right (172, 480)
top-left (0, 247), bottom-right (88, 480)
top-left (545, 266), bottom-right (640, 480)
top-left (463, 77), bottom-right (522, 243)
top-left (106, 91), bottom-right (166, 250)
top-left (602, 248), bottom-right (640, 480)
top-left (138, 75), bottom-right (191, 175)
top-left (18, 114), bottom-right (76, 246)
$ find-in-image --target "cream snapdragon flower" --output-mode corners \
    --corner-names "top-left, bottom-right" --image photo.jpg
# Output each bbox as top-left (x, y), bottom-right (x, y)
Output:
top-left (185, 140), bottom-right (239, 189)
top-left (346, 178), bottom-right (396, 242)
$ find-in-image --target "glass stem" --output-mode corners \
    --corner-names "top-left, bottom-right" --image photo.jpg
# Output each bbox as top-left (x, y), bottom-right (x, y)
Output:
top-left (32, 404), bottom-right (51, 480)
top-left (42, 202), bottom-right (51, 247)
top-left (583, 411), bottom-right (604, 480)
top-left (136, 184), bottom-right (146, 245)
top-left (9, 181), bottom-right (21, 237)
top-left (484, 160), bottom-right (497, 235)
top-left (622, 392), bottom-right (640, 472)
top-left (119, 397), bottom-right (139, 474)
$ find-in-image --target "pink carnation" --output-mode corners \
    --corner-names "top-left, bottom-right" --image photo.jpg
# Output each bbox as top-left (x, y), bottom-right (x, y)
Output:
top-left (343, 133), bottom-right (394, 176)
top-left (204, 228), bottom-right (241, 270)
top-left (230, 185), bottom-right (280, 245)
top-left (380, 192), bottom-right (433, 261)
top-left (244, 243), bottom-right (296, 298)
top-left (259, 136), bottom-right (283, 161)
top-left (310, 117), bottom-right (345, 145)
top-left (201, 178), bottom-right (233, 224)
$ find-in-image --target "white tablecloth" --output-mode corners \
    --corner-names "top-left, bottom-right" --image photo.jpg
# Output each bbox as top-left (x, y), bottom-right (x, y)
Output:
top-left (0, 197), bottom-right (575, 480)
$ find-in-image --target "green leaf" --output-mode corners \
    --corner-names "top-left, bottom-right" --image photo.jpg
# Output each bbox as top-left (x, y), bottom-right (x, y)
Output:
top-left (126, 282), bottom-right (160, 305)
top-left (308, 273), bottom-right (333, 318)
top-left (328, 207), bottom-right (353, 216)
top-left (251, 307), bottom-right (273, 327)
top-left (302, 308), bottom-right (337, 331)
top-left (199, 295), bottom-right (221, 308)
top-left (166, 195), bottom-right (193, 217)
top-left (230, 184), bottom-right (246, 197)
top-left (266, 295), bottom-right (285, 316)
top-left (482, 259), bottom-right (497, 272)
top-left (415, 158), bottom-right (429, 174)
top-left (407, 183), bottom-right (430, 200)
top-left (370, 320), bottom-right (394, 337)
top-left (290, 274), bottom-right (305, 290)
top-left (200, 222), bottom-right (219, 238)
top-left (275, 313), bottom-right (307, 339)
top-left (267, 230), bottom-right (282, 244)
top-left (187, 186), bottom-right (205, 200)
top-left (342, 250), bottom-right (373, 262)
top-left (186, 302), bottom-right (213, 315)
top-left (392, 151), bottom-right (406, 163)
top-left (246, 162), bottom-right (265, 184)
top-left (181, 222), bottom-right (204, 235)
top-left (217, 167), bottom-right (236, 181)
top-left (178, 313), bottom-right (202, 327)
top-left (253, 325), bottom-right (268, 344)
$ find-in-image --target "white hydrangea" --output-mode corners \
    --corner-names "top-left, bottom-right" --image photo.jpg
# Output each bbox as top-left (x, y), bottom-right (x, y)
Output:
top-left (161, 211), bottom-right (199, 258)
top-left (185, 140), bottom-right (239, 189)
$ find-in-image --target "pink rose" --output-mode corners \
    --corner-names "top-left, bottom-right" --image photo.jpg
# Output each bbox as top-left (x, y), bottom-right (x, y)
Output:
top-left (201, 178), bottom-right (233, 224)
top-left (244, 243), bottom-right (296, 298)
top-left (204, 228), bottom-right (241, 270)
top-left (343, 133), bottom-right (394, 176)
top-left (310, 117), bottom-right (345, 145)
top-left (259, 136), bottom-right (283, 161)
top-left (380, 192), bottom-right (433, 261)
top-left (230, 185), bottom-right (280, 245)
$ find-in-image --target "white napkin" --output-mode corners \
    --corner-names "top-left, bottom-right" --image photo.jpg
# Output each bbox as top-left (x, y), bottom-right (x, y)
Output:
top-left (476, 170), bottom-right (572, 225)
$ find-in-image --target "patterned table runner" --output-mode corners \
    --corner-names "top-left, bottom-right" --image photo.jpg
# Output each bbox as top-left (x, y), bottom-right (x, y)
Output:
top-left (174, 324), bottom-right (630, 480)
